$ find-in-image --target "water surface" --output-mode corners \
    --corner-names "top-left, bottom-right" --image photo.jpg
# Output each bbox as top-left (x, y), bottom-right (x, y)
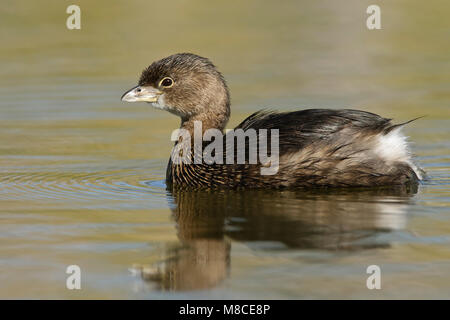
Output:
top-left (0, 0), bottom-right (449, 299)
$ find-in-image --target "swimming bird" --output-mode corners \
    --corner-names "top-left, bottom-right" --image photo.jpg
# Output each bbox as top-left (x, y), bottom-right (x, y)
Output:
top-left (121, 53), bottom-right (423, 190)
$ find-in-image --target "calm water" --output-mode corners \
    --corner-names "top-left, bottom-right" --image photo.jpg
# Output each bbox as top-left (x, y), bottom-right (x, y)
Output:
top-left (1, 0), bottom-right (449, 299)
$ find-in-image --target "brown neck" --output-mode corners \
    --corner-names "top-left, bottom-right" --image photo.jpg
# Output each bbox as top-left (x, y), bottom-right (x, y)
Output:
top-left (178, 76), bottom-right (230, 143)
top-left (181, 114), bottom-right (228, 135)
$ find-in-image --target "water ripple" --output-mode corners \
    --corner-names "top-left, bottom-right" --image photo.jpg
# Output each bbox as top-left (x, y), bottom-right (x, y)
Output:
top-left (0, 160), bottom-right (169, 207)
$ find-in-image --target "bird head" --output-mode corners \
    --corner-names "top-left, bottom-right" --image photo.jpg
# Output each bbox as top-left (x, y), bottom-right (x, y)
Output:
top-left (122, 53), bottom-right (230, 128)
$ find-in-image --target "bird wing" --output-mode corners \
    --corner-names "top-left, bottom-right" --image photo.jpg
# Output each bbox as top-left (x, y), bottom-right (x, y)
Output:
top-left (234, 109), bottom-right (393, 154)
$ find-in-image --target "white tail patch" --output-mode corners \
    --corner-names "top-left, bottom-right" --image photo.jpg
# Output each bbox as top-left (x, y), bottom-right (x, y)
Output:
top-left (374, 128), bottom-right (422, 180)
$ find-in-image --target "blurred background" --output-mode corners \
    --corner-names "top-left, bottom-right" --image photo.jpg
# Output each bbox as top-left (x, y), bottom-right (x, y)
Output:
top-left (0, 0), bottom-right (449, 299)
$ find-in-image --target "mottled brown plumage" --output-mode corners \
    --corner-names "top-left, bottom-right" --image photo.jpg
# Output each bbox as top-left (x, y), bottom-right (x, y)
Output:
top-left (122, 53), bottom-right (423, 190)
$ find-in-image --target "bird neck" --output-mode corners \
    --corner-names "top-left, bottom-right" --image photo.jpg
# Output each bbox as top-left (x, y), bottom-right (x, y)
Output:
top-left (179, 80), bottom-right (230, 141)
top-left (180, 114), bottom-right (228, 136)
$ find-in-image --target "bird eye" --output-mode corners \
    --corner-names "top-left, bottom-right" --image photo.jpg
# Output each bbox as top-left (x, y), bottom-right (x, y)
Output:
top-left (159, 77), bottom-right (174, 88)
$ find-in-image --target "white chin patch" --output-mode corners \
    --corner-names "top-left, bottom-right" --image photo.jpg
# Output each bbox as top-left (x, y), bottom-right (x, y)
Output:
top-left (151, 94), bottom-right (168, 110)
top-left (150, 94), bottom-right (184, 118)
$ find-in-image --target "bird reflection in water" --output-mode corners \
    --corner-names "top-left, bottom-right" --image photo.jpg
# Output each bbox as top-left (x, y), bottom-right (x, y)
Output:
top-left (133, 185), bottom-right (418, 291)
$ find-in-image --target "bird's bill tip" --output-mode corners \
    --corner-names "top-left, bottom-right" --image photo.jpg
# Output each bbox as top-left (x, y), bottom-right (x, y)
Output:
top-left (121, 86), bottom-right (160, 103)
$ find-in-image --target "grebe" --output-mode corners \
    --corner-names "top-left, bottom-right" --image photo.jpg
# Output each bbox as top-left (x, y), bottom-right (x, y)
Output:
top-left (122, 53), bottom-right (423, 190)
